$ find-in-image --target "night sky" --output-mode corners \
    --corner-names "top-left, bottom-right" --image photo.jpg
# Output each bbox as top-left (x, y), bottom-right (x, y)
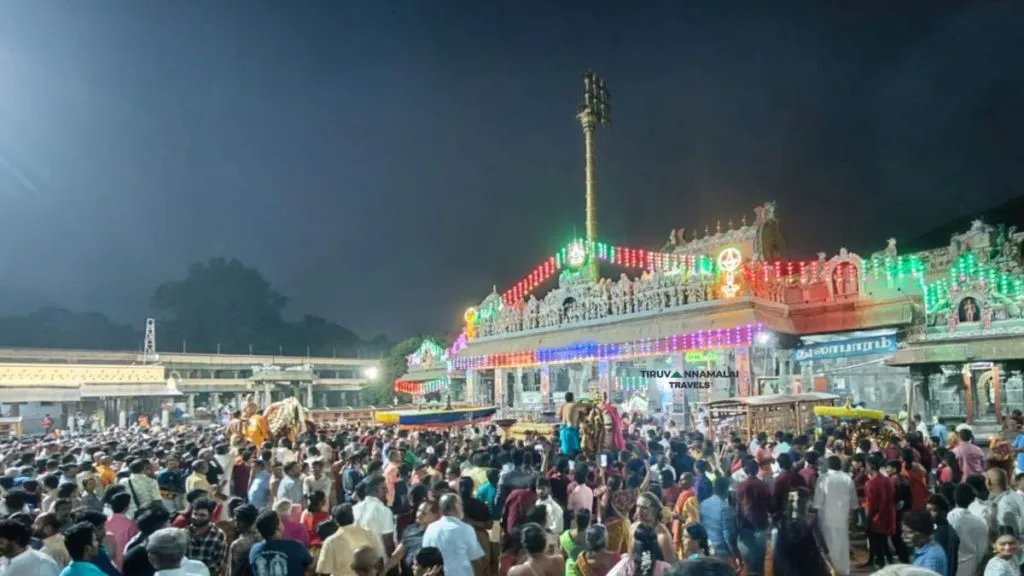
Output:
top-left (0, 1), bottom-right (1022, 340)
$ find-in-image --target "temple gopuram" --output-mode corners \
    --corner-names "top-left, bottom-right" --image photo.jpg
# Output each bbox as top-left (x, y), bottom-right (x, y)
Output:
top-left (443, 202), bottom-right (926, 420)
top-left (888, 220), bottom-right (1024, 428)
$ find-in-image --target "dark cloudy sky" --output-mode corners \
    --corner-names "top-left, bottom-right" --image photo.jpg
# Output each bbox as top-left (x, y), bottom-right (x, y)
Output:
top-left (0, 1), bottom-right (1022, 339)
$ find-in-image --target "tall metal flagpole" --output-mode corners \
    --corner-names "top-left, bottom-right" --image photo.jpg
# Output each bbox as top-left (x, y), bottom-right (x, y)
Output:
top-left (577, 71), bottom-right (610, 280)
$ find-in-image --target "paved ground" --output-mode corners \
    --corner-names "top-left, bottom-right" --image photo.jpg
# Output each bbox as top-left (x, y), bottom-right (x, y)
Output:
top-left (850, 546), bottom-right (873, 575)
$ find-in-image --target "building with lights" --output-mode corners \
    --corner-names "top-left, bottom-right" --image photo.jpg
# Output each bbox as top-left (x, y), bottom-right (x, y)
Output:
top-left (447, 202), bottom-right (923, 417)
top-left (0, 347), bottom-right (380, 434)
top-left (394, 339), bottom-right (466, 401)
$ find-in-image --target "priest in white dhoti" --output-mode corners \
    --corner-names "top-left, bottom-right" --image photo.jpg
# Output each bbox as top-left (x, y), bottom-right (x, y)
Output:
top-left (812, 455), bottom-right (859, 576)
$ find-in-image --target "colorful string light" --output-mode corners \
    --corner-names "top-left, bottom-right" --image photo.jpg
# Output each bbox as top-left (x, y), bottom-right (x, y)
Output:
top-left (499, 239), bottom-right (927, 307)
top-left (451, 323), bottom-right (763, 370)
top-left (406, 340), bottom-right (448, 369)
top-left (501, 240), bottom-right (719, 305)
top-left (394, 377), bottom-right (450, 395)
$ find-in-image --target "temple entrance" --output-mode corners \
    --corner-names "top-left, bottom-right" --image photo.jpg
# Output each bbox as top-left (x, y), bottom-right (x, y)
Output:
top-left (505, 372), bottom-right (515, 408)
top-left (969, 364), bottom-right (1003, 421)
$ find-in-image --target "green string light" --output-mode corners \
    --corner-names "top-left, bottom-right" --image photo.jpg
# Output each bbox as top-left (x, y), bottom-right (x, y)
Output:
top-left (923, 253), bottom-right (1024, 313)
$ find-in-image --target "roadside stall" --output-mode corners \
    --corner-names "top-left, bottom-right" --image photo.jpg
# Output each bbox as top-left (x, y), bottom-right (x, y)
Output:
top-left (706, 392), bottom-right (839, 442)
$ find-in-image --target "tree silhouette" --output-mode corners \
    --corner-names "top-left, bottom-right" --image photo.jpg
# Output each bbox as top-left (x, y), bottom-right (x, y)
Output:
top-left (0, 257), bottom-right (394, 358)
top-left (151, 257), bottom-right (288, 354)
top-left (151, 257), bottom-right (393, 357)
top-left (0, 307), bottom-right (138, 350)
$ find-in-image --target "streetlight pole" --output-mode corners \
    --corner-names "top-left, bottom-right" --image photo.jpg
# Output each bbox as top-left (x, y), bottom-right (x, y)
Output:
top-left (578, 70), bottom-right (610, 280)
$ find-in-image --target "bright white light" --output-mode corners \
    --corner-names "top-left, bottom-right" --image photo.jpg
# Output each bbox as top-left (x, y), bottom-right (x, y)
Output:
top-left (364, 367), bottom-right (379, 380)
top-left (755, 332), bottom-right (773, 346)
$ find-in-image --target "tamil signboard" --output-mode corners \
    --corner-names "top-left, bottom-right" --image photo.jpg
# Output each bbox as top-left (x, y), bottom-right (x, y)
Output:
top-left (793, 334), bottom-right (897, 363)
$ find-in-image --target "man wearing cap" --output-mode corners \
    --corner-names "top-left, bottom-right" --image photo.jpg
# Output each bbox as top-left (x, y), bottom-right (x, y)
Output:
top-left (902, 508), bottom-right (947, 575)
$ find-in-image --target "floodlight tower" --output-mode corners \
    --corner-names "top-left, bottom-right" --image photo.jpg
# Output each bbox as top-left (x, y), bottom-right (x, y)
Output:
top-left (143, 318), bottom-right (158, 363)
top-left (578, 70), bottom-right (610, 280)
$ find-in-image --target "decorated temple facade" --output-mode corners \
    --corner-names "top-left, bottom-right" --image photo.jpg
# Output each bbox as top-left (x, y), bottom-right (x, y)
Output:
top-left (394, 339), bottom-right (466, 402)
top-left (450, 202), bottom-right (923, 416)
top-left (888, 220), bottom-right (1024, 426)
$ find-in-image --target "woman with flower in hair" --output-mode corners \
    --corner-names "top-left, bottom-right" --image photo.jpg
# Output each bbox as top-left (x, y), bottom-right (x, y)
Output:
top-left (607, 524), bottom-right (670, 576)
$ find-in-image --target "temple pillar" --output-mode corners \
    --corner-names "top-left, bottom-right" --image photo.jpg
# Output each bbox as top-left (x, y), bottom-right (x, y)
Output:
top-left (494, 369), bottom-right (505, 408)
top-left (993, 365), bottom-right (1003, 422)
top-left (905, 374), bottom-right (915, 431)
top-left (306, 382), bottom-right (314, 407)
top-left (735, 347), bottom-right (752, 397)
top-left (263, 383), bottom-right (272, 407)
top-left (539, 366), bottom-right (551, 406)
top-left (777, 349), bottom-right (793, 393)
top-left (161, 403), bottom-right (170, 427)
top-left (465, 370), bottom-right (476, 405)
top-left (513, 367), bottom-right (523, 408)
top-left (598, 360), bottom-right (612, 400)
top-left (187, 394), bottom-right (196, 416)
top-left (1006, 363), bottom-right (1024, 414)
top-left (117, 399), bottom-right (128, 429)
top-left (963, 364), bottom-right (975, 425)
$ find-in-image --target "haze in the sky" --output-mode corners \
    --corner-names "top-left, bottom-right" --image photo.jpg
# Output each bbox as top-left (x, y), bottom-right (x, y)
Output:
top-left (0, 1), bottom-right (1021, 339)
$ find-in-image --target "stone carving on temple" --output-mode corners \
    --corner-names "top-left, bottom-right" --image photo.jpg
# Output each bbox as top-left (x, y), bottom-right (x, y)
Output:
top-left (919, 219), bottom-right (1024, 338)
top-left (472, 262), bottom-right (722, 337)
top-left (468, 202), bottom-right (844, 339)
top-left (824, 248), bottom-right (863, 300)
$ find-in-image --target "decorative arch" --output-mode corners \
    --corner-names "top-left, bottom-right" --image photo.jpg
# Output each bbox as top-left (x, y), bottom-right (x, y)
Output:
top-left (952, 291), bottom-right (987, 324)
top-left (824, 249), bottom-right (864, 299)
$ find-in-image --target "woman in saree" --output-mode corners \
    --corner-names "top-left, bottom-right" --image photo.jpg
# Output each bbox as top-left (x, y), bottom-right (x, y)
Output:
top-left (560, 509), bottom-right (590, 576)
top-left (601, 459), bottom-right (650, 555)
top-left (607, 525), bottom-right (671, 576)
top-left (671, 473), bottom-right (700, 559)
top-left (602, 475), bottom-right (633, 554)
top-left (575, 525), bottom-right (621, 576)
top-left (988, 415), bottom-right (1018, 477)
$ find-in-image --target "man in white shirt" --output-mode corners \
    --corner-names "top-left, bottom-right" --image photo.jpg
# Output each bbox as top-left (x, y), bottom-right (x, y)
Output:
top-left (536, 478), bottom-right (563, 536)
top-left (119, 459), bottom-right (161, 516)
top-left (352, 477), bottom-right (395, 554)
top-left (948, 484), bottom-right (990, 576)
top-left (0, 517), bottom-right (60, 576)
top-left (422, 494), bottom-right (484, 576)
top-left (812, 456), bottom-right (859, 576)
top-left (304, 459), bottom-right (334, 507)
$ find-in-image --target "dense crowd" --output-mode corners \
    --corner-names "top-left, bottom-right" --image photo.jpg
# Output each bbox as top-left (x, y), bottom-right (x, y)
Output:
top-left (0, 397), bottom-right (1023, 576)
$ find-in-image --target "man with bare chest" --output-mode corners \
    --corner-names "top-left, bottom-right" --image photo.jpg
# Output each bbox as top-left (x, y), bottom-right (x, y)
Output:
top-left (559, 393), bottom-right (581, 457)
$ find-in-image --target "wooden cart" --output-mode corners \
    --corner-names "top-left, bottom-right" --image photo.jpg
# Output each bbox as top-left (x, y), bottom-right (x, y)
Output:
top-left (706, 392), bottom-right (838, 442)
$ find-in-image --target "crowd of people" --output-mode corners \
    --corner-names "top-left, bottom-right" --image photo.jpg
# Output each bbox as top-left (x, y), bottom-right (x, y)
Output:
top-left (0, 397), bottom-right (1022, 576)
